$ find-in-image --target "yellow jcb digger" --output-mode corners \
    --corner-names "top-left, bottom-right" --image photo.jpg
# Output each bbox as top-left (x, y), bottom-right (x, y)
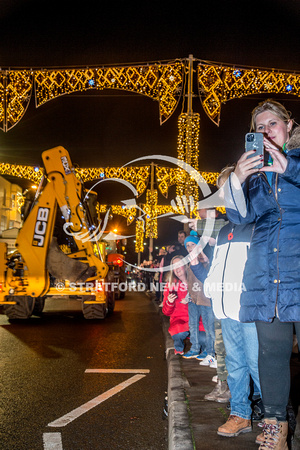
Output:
top-left (0, 146), bottom-right (115, 320)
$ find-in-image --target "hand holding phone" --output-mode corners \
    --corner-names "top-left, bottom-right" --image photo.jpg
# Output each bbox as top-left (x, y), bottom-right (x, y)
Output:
top-left (245, 132), bottom-right (264, 169)
top-left (168, 290), bottom-right (177, 303)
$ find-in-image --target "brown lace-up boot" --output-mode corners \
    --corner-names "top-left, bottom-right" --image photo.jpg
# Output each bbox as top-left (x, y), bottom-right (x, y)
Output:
top-left (258, 418), bottom-right (288, 449)
top-left (217, 415), bottom-right (252, 437)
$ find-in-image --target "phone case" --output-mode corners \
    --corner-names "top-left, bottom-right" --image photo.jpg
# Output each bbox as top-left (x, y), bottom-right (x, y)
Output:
top-left (245, 132), bottom-right (264, 169)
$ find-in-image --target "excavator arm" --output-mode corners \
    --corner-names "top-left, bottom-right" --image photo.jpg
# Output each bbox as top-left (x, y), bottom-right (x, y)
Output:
top-left (0, 146), bottom-right (112, 320)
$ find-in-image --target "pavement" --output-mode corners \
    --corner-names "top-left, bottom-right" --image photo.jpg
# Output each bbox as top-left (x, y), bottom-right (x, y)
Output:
top-left (149, 295), bottom-right (300, 450)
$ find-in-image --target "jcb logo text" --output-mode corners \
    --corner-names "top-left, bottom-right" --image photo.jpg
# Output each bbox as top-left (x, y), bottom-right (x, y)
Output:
top-left (32, 207), bottom-right (50, 247)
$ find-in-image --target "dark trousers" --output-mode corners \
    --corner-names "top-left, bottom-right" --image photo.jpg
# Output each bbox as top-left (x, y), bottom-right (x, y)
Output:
top-left (256, 318), bottom-right (300, 421)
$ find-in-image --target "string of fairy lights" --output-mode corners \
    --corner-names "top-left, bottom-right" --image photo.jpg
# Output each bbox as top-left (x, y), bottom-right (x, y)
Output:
top-left (0, 159), bottom-right (220, 254)
top-left (1, 58), bottom-right (300, 131)
top-left (197, 61), bottom-right (300, 125)
top-left (2, 57), bottom-right (300, 253)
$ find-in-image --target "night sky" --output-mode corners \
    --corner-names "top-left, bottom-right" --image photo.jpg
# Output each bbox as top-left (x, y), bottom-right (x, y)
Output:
top-left (1, 0), bottom-right (300, 255)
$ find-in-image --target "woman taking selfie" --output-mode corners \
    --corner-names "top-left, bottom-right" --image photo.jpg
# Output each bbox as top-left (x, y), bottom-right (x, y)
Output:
top-left (224, 99), bottom-right (300, 449)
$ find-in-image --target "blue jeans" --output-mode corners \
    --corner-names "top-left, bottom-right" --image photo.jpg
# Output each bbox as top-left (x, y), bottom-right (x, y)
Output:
top-left (221, 318), bottom-right (261, 420)
top-left (172, 331), bottom-right (189, 352)
top-left (198, 304), bottom-right (215, 356)
top-left (188, 302), bottom-right (206, 353)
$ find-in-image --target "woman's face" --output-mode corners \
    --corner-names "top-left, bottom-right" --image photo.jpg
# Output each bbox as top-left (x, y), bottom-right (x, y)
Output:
top-left (173, 258), bottom-right (185, 280)
top-left (255, 110), bottom-right (292, 147)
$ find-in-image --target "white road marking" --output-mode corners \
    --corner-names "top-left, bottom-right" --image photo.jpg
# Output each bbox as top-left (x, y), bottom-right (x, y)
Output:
top-left (47, 374), bottom-right (146, 427)
top-left (43, 432), bottom-right (63, 449)
top-left (85, 368), bottom-right (150, 374)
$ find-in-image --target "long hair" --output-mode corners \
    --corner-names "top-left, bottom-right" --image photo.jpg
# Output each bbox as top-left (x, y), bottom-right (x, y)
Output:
top-left (250, 99), bottom-right (293, 132)
top-left (167, 254), bottom-right (187, 285)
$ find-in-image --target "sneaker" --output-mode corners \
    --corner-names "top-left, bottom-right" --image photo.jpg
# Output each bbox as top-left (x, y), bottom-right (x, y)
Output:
top-left (174, 349), bottom-right (184, 356)
top-left (196, 351), bottom-right (207, 361)
top-left (199, 354), bottom-right (217, 367)
top-left (217, 415), bottom-right (252, 437)
top-left (209, 357), bottom-right (217, 368)
top-left (182, 350), bottom-right (199, 359)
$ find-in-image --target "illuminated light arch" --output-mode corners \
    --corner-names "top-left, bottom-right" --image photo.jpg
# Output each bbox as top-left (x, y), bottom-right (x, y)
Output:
top-left (197, 62), bottom-right (300, 125)
top-left (3, 57), bottom-right (300, 246)
top-left (34, 62), bottom-right (184, 125)
top-left (0, 163), bottom-right (151, 197)
top-left (0, 160), bottom-right (222, 248)
top-left (0, 161), bottom-right (219, 198)
top-left (1, 59), bottom-right (300, 130)
top-left (0, 162), bottom-right (43, 183)
top-left (0, 61), bottom-right (184, 131)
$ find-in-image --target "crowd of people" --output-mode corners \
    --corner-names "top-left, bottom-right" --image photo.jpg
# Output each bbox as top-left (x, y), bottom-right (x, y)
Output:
top-left (151, 99), bottom-right (300, 449)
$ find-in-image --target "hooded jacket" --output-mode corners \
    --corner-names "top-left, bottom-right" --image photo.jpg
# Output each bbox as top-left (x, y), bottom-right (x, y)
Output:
top-left (225, 127), bottom-right (300, 323)
top-left (162, 281), bottom-right (205, 335)
top-left (204, 223), bottom-right (254, 320)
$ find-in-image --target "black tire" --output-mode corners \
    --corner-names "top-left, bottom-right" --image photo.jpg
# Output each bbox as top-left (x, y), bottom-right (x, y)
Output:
top-left (3, 296), bottom-right (35, 319)
top-left (32, 297), bottom-right (46, 315)
top-left (107, 291), bottom-right (115, 315)
top-left (82, 296), bottom-right (107, 319)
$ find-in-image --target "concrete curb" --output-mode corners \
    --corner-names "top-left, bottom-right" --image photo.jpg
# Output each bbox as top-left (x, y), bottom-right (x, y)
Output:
top-left (151, 296), bottom-right (194, 450)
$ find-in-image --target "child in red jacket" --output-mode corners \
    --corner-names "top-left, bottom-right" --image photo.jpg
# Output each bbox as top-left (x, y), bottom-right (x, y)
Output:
top-left (163, 255), bottom-right (205, 355)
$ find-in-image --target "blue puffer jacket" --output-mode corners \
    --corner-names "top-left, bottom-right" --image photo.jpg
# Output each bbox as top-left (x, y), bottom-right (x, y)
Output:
top-left (225, 132), bottom-right (300, 323)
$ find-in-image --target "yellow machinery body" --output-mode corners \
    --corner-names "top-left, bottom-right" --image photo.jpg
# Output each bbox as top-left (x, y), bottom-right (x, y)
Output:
top-left (0, 146), bottom-right (114, 320)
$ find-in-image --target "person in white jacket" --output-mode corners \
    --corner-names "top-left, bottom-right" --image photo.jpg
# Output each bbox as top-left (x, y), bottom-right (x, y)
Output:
top-left (204, 165), bottom-right (262, 440)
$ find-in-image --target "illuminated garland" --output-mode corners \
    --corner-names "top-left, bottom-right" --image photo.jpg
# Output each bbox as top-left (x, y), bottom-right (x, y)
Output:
top-left (155, 166), bottom-right (179, 197)
top-left (0, 70), bottom-right (33, 131)
top-left (98, 204), bottom-right (136, 224)
top-left (0, 163), bottom-right (150, 196)
top-left (176, 112), bottom-right (200, 206)
top-left (155, 166), bottom-right (219, 197)
top-left (198, 62), bottom-right (300, 125)
top-left (34, 62), bottom-right (184, 125)
top-left (0, 62), bottom-right (183, 131)
top-left (1, 159), bottom-right (224, 251)
top-left (76, 166), bottom-right (151, 196)
top-left (0, 161), bottom-right (219, 198)
top-left (144, 189), bottom-right (158, 239)
top-left (1, 59), bottom-right (300, 130)
top-left (135, 219), bottom-right (144, 253)
top-left (16, 191), bottom-right (25, 213)
top-left (0, 162), bottom-right (43, 183)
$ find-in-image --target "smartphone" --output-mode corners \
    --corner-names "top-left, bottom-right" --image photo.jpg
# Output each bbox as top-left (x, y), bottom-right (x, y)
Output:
top-left (245, 132), bottom-right (264, 169)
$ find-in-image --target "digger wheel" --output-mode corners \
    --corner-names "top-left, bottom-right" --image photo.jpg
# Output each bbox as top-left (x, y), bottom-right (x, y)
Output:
top-left (107, 291), bottom-right (115, 315)
top-left (3, 296), bottom-right (35, 319)
top-left (32, 297), bottom-right (46, 315)
top-left (82, 296), bottom-right (108, 319)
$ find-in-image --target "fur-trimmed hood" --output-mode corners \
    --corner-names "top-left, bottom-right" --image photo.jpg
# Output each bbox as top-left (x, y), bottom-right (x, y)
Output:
top-left (286, 126), bottom-right (300, 151)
